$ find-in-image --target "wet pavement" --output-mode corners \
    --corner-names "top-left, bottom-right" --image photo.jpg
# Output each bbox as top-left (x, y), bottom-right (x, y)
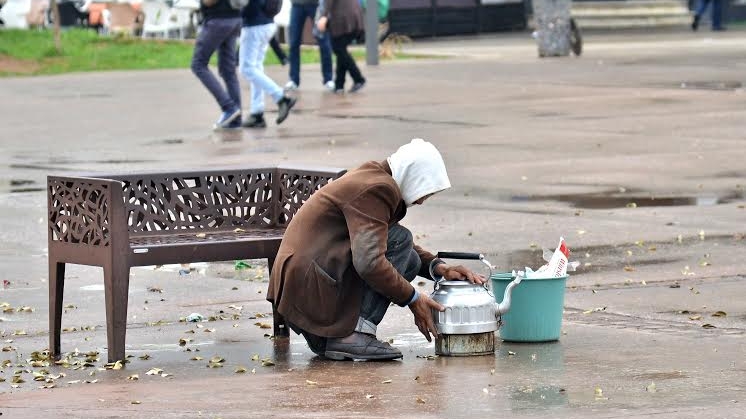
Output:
top-left (1, 29), bottom-right (745, 418)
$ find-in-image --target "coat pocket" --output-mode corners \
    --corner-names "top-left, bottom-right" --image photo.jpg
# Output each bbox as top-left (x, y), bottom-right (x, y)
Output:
top-left (300, 261), bottom-right (341, 327)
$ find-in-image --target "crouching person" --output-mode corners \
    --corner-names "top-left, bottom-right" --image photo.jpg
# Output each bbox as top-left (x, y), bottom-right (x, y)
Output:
top-left (267, 139), bottom-right (485, 360)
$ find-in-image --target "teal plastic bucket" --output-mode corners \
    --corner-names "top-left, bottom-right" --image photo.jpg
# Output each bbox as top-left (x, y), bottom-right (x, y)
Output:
top-left (491, 272), bottom-right (567, 342)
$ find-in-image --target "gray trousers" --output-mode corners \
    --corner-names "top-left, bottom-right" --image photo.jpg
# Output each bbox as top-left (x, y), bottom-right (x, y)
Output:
top-left (296, 224), bottom-right (421, 354)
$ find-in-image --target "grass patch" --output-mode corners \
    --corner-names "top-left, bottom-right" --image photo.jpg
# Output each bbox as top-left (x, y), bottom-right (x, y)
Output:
top-left (0, 28), bottom-right (410, 77)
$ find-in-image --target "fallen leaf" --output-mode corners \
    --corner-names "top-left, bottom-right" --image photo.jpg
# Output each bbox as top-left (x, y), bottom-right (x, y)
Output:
top-left (702, 324), bottom-right (717, 329)
top-left (712, 311), bottom-right (727, 317)
top-left (365, 394), bottom-right (375, 399)
top-left (127, 374), bottom-right (139, 381)
top-left (381, 379), bottom-right (392, 384)
top-left (261, 359), bottom-right (275, 367)
top-left (254, 322), bottom-right (272, 329)
top-left (235, 366), bottom-right (247, 373)
top-left (416, 397), bottom-right (426, 404)
top-left (689, 315), bottom-right (702, 321)
top-left (147, 286), bottom-right (163, 293)
top-left (306, 380), bottom-right (318, 385)
top-left (699, 230), bottom-right (705, 240)
top-left (195, 233), bottom-right (207, 238)
top-left (646, 382), bottom-right (657, 393)
top-left (139, 354), bottom-right (151, 361)
top-left (131, 400), bottom-right (141, 405)
top-left (626, 202), bottom-right (637, 208)
top-left (190, 356), bottom-right (203, 361)
top-left (146, 368), bottom-right (163, 375)
top-left (623, 266), bottom-right (635, 272)
top-left (482, 388), bottom-right (489, 394)
top-left (508, 351), bottom-right (516, 356)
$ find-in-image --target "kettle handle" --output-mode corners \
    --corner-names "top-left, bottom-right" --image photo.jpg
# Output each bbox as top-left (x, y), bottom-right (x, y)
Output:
top-left (432, 252), bottom-right (495, 291)
top-left (437, 252), bottom-right (482, 260)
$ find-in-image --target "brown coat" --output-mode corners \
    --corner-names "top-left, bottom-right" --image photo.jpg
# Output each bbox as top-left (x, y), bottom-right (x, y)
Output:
top-left (267, 161), bottom-right (437, 337)
top-left (321, 0), bottom-right (364, 38)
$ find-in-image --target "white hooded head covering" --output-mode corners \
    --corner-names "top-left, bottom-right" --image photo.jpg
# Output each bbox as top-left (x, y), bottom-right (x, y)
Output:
top-left (387, 138), bottom-right (451, 207)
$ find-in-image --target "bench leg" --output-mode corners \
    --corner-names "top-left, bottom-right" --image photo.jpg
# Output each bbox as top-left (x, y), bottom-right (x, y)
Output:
top-left (267, 255), bottom-right (289, 338)
top-left (49, 259), bottom-right (65, 359)
top-left (273, 304), bottom-right (290, 337)
top-left (103, 260), bottom-right (130, 363)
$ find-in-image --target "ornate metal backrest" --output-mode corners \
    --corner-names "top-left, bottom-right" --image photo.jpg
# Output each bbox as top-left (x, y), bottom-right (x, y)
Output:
top-left (109, 169), bottom-right (276, 235)
top-left (48, 177), bottom-right (116, 247)
top-left (275, 166), bottom-right (347, 226)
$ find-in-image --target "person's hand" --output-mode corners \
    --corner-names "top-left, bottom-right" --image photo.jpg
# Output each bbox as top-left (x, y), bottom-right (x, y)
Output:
top-left (435, 263), bottom-right (486, 285)
top-left (408, 293), bottom-right (444, 342)
top-left (316, 16), bottom-right (327, 32)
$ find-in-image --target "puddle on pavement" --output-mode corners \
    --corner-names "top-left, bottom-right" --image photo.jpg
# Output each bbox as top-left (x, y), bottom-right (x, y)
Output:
top-left (511, 189), bottom-right (744, 209)
top-left (508, 385), bottom-right (569, 410)
top-left (680, 81), bottom-right (743, 91)
top-left (0, 179), bottom-right (44, 194)
top-left (632, 370), bottom-right (688, 380)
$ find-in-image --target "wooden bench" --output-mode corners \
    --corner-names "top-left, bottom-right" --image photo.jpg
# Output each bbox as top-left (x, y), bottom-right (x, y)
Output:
top-left (47, 165), bottom-right (346, 362)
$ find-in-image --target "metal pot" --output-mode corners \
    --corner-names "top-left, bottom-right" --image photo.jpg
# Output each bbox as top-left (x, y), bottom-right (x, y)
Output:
top-left (430, 252), bottom-right (523, 356)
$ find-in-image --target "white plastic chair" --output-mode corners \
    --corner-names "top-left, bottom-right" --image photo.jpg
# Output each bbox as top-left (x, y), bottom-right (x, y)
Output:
top-left (0, 0), bottom-right (33, 29)
top-left (167, 7), bottom-right (192, 39)
top-left (140, 0), bottom-right (170, 38)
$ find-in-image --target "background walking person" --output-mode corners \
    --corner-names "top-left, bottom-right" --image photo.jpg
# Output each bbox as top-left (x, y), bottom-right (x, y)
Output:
top-left (691, 0), bottom-right (726, 31)
top-left (316, 0), bottom-right (366, 94)
top-left (191, 0), bottom-right (243, 130)
top-left (286, 0), bottom-right (334, 91)
top-left (239, 0), bottom-right (297, 128)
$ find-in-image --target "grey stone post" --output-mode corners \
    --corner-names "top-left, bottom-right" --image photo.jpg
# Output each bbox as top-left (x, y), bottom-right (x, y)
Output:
top-left (365, 0), bottom-right (379, 65)
top-left (533, 0), bottom-right (572, 57)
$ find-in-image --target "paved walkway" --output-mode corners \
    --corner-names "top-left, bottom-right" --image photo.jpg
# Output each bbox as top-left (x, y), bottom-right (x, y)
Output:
top-left (0, 29), bottom-right (744, 418)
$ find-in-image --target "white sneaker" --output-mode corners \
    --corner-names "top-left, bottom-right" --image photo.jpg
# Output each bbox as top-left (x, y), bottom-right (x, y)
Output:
top-left (284, 81), bottom-right (298, 91)
top-left (324, 80), bottom-right (335, 91)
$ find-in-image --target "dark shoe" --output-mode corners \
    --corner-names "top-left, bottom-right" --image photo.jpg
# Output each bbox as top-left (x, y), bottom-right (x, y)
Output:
top-left (213, 107), bottom-right (241, 130)
top-left (300, 331), bottom-right (327, 356)
top-left (276, 96), bottom-right (296, 125)
top-left (242, 113), bottom-right (266, 128)
top-left (333, 88), bottom-right (345, 95)
top-left (324, 332), bottom-right (403, 361)
top-left (349, 80), bottom-right (366, 94)
top-left (225, 118), bottom-right (242, 129)
top-left (691, 15), bottom-right (700, 31)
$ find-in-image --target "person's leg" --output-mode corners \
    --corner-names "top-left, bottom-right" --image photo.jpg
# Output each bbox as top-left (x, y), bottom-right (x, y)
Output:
top-left (216, 18), bottom-right (243, 116)
top-left (191, 18), bottom-right (239, 113)
top-left (342, 33), bottom-right (365, 92)
top-left (711, 0), bottom-right (723, 29)
top-left (239, 24), bottom-right (285, 116)
top-left (356, 224), bottom-right (421, 335)
top-left (287, 4), bottom-right (305, 86)
top-left (330, 35), bottom-right (349, 90)
top-left (269, 35), bottom-right (288, 65)
top-left (312, 4), bottom-right (334, 85)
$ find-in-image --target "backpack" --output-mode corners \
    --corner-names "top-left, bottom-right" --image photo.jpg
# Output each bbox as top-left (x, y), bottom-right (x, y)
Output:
top-left (228, 0), bottom-right (249, 10)
top-left (262, 0), bottom-right (282, 18)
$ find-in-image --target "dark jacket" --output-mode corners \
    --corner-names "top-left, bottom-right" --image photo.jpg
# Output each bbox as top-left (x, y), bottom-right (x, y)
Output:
top-left (200, 0), bottom-right (240, 21)
top-left (242, 0), bottom-right (273, 27)
top-left (321, 0), bottom-right (363, 38)
top-left (267, 160), bottom-right (438, 338)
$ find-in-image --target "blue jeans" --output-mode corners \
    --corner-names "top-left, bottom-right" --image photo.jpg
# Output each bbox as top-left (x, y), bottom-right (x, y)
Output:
top-left (191, 17), bottom-right (242, 113)
top-left (695, 0), bottom-right (723, 29)
top-left (288, 3), bottom-right (333, 86)
top-left (239, 24), bottom-right (284, 115)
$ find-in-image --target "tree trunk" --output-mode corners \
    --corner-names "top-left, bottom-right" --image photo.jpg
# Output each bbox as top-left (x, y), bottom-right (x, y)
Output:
top-left (50, 0), bottom-right (62, 53)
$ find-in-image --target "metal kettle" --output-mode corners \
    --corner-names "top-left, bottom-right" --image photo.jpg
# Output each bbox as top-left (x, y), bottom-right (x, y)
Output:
top-left (429, 252), bottom-right (523, 356)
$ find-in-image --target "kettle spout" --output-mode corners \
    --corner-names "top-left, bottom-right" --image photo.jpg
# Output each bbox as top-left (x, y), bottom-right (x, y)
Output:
top-left (495, 275), bottom-right (523, 315)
